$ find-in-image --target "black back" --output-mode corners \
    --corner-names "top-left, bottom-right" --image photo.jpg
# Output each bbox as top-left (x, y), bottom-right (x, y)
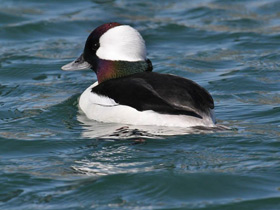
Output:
top-left (92, 72), bottom-right (214, 119)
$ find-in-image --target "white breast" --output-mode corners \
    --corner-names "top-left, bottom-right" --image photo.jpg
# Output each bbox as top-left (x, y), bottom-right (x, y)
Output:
top-left (79, 82), bottom-right (215, 128)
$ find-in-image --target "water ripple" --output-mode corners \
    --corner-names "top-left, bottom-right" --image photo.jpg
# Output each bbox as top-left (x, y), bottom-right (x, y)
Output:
top-left (1, 0), bottom-right (280, 209)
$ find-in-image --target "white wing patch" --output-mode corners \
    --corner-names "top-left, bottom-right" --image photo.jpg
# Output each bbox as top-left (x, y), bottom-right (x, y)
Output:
top-left (79, 81), bottom-right (118, 107)
top-left (88, 92), bottom-right (118, 107)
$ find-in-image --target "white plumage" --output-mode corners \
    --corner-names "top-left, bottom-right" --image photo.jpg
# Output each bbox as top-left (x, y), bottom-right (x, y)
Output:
top-left (79, 82), bottom-right (216, 127)
top-left (96, 25), bottom-right (146, 62)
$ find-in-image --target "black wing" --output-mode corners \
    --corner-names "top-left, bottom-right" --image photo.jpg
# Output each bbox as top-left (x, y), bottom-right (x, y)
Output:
top-left (92, 72), bottom-right (214, 118)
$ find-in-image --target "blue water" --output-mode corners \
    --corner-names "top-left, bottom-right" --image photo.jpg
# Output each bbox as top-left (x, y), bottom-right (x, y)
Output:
top-left (1, 0), bottom-right (280, 209)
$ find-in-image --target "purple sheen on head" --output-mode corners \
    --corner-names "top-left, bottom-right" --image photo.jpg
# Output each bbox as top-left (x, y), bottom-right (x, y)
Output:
top-left (81, 22), bottom-right (151, 83)
top-left (89, 22), bottom-right (121, 40)
top-left (96, 60), bottom-right (117, 83)
top-left (83, 22), bottom-right (122, 66)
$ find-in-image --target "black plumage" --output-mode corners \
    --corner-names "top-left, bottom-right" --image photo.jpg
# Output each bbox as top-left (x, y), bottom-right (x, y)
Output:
top-left (92, 72), bottom-right (214, 119)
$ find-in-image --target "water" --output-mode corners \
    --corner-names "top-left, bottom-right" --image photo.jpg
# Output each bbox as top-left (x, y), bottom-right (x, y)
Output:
top-left (1, 0), bottom-right (280, 209)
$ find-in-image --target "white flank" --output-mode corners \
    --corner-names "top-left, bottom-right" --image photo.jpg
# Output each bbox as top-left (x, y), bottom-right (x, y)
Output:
top-left (96, 25), bottom-right (146, 62)
top-left (79, 82), bottom-right (216, 128)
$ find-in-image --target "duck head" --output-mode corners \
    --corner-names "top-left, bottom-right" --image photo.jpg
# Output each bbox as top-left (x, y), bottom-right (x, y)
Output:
top-left (61, 22), bottom-right (152, 83)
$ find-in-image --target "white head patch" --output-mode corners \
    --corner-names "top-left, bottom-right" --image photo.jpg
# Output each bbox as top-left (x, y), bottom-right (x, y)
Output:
top-left (96, 25), bottom-right (146, 62)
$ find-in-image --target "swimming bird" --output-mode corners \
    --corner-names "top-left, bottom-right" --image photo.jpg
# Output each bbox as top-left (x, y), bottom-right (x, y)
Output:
top-left (62, 22), bottom-right (216, 127)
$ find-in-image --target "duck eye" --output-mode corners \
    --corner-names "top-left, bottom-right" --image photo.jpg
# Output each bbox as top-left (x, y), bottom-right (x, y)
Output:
top-left (92, 43), bottom-right (99, 51)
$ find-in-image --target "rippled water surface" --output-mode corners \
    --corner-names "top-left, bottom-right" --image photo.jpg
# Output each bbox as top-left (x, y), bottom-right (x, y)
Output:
top-left (1, 0), bottom-right (280, 209)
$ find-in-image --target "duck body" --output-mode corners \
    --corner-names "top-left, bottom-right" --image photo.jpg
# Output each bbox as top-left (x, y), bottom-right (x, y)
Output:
top-left (79, 71), bottom-right (215, 127)
top-left (62, 22), bottom-right (216, 128)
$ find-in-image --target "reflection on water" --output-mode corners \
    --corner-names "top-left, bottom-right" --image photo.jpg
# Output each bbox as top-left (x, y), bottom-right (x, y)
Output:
top-left (77, 110), bottom-right (230, 139)
top-left (74, 110), bottom-right (231, 177)
top-left (1, 0), bottom-right (280, 209)
top-left (72, 159), bottom-right (155, 176)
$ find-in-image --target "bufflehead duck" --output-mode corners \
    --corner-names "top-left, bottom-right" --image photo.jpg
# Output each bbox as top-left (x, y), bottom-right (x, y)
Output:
top-left (62, 22), bottom-right (216, 127)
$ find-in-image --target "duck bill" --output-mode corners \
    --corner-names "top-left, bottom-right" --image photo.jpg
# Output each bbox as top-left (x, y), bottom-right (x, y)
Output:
top-left (61, 53), bottom-right (91, 71)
